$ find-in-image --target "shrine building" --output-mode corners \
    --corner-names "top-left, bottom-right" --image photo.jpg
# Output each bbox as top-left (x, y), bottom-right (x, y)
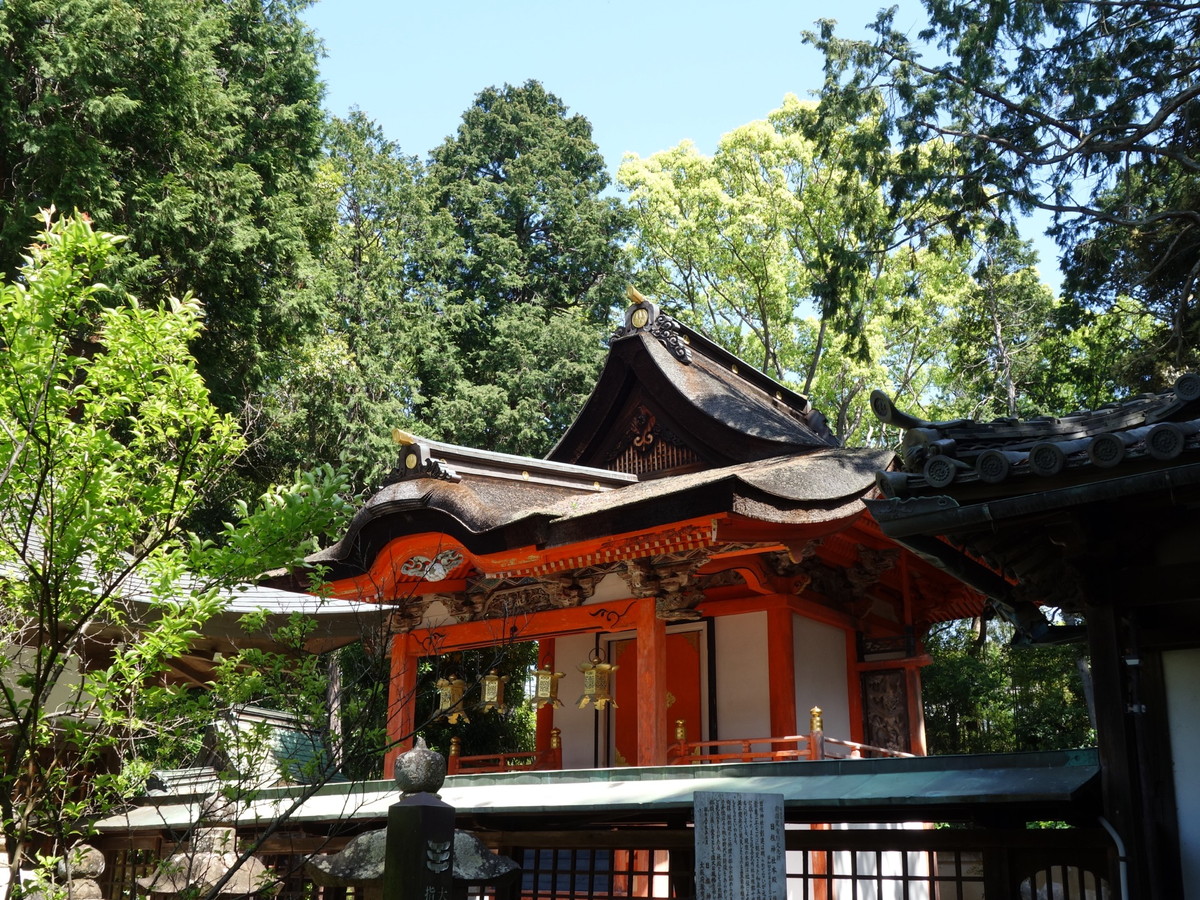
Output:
top-left (311, 294), bottom-right (983, 774)
top-left (90, 294), bottom-right (1116, 900)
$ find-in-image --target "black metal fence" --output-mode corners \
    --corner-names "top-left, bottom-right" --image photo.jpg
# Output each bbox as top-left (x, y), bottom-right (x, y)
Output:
top-left (97, 824), bottom-right (1114, 900)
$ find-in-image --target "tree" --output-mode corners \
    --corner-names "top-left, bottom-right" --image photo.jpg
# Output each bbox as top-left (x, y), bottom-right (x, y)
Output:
top-left (422, 304), bottom-right (609, 456)
top-left (927, 227), bottom-right (1074, 420)
top-left (619, 97), bottom-right (979, 444)
top-left (415, 81), bottom-right (631, 454)
top-left (0, 0), bottom-right (328, 413)
top-left (424, 80), bottom-right (631, 326)
top-left (806, 0), bottom-right (1200, 379)
top-left (0, 213), bottom-right (348, 890)
top-left (922, 616), bottom-right (1094, 755)
top-left (254, 111), bottom-right (439, 492)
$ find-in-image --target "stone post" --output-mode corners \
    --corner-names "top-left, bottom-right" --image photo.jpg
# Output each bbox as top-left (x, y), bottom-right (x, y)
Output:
top-left (384, 737), bottom-right (455, 900)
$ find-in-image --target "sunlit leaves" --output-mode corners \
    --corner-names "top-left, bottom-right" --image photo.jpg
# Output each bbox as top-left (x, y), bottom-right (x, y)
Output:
top-left (0, 213), bottom-right (348, 872)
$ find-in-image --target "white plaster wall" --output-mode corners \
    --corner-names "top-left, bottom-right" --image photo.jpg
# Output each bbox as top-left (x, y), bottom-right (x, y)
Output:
top-left (586, 572), bottom-right (633, 605)
top-left (793, 617), bottom-right (851, 741)
top-left (551, 633), bottom-right (605, 770)
top-left (714, 611), bottom-right (771, 739)
top-left (1164, 648), bottom-right (1200, 899)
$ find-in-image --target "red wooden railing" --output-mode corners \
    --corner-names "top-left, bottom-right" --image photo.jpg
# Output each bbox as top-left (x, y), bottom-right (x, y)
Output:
top-left (667, 707), bottom-right (916, 765)
top-left (444, 709), bottom-right (914, 775)
top-left (446, 728), bottom-right (563, 775)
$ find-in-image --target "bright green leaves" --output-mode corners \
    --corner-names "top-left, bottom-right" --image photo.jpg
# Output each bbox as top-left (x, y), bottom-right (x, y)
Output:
top-left (619, 97), bottom-right (990, 444)
top-left (0, 212), bottom-right (349, 873)
top-left (190, 465), bottom-right (351, 582)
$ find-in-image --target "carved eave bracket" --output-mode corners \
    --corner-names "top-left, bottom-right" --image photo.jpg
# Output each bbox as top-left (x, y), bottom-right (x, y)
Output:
top-left (612, 288), bottom-right (692, 364)
top-left (383, 431), bottom-right (461, 485)
top-left (621, 555), bottom-right (706, 621)
top-left (387, 595), bottom-right (437, 633)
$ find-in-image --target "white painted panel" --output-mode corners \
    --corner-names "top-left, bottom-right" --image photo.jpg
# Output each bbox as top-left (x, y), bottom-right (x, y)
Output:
top-left (714, 611), bottom-right (771, 740)
top-left (794, 617), bottom-right (851, 741)
top-left (551, 633), bottom-right (605, 770)
top-left (1164, 648), bottom-right (1200, 899)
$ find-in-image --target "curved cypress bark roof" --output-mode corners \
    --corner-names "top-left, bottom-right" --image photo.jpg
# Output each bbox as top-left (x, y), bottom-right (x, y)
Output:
top-left (308, 445), bottom-right (892, 582)
top-left (548, 300), bottom-right (837, 473)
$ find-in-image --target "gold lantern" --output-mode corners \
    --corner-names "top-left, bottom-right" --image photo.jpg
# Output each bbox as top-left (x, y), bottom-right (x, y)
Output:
top-left (577, 649), bottom-right (618, 710)
top-left (532, 665), bottom-right (565, 709)
top-left (436, 675), bottom-right (469, 724)
top-left (480, 669), bottom-right (508, 714)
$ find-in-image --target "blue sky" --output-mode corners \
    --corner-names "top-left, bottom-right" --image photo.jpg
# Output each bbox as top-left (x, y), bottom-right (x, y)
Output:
top-left (302, 0), bottom-right (1062, 291)
top-left (302, 0), bottom-right (923, 166)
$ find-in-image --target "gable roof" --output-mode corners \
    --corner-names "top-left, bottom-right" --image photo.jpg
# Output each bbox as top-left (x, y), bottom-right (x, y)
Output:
top-left (548, 298), bottom-right (837, 475)
top-left (286, 294), bottom-right (983, 628)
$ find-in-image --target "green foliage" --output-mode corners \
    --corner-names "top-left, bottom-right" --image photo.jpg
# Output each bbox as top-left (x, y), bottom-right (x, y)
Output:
top-left (423, 306), bottom-right (608, 456)
top-left (424, 80), bottom-right (631, 325)
top-left (253, 111), bottom-right (438, 490)
top-left (334, 640), bottom-right (390, 780)
top-left (0, 0), bottom-right (328, 412)
top-left (619, 97), bottom-right (992, 444)
top-left (413, 81), bottom-right (630, 455)
top-left (0, 213), bottom-right (348, 880)
top-left (805, 0), bottom-right (1200, 382)
top-left (417, 642), bottom-right (539, 760)
top-left (264, 88), bottom-right (629, 471)
top-left (922, 617), bottom-right (1095, 755)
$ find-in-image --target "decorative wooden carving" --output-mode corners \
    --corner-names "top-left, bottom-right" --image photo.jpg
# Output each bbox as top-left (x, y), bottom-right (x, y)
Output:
top-left (605, 404), bottom-right (698, 476)
top-left (847, 547), bottom-right (900, 593)
top-left (621, 555), bottom-right (706, 621)
top-left (381, 440), bottom-right (461, 485)
top-left (861, 669), bottom-right (911, 753)
top-left (764, 544), bottom-right (822, 594)
top-left (547, 574), bottom-right (601, 608)
top-left (440, 591), bottom-right (479, 623)
top-left (696, 568), bottom-right (746, 589)
top-left (477, 585), bottom-right (554, 620)
top-left (399, 549), bottom-right (464, 582)
top-left (386, 596), bottom-right (434, 633)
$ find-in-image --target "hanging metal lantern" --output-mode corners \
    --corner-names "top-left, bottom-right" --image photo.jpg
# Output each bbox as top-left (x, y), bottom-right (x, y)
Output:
top-left (577, 648), bottom-right (618, 710)
top-left (480, 669), bottom-right (508, 714)
top-left (436, 675), bottom-right (469, 724)
top-left (532, 665), bottom-right (565, 709)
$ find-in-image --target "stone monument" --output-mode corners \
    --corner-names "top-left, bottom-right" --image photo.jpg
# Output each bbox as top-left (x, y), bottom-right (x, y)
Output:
top-left (693, 791), bottom-right (787, 900)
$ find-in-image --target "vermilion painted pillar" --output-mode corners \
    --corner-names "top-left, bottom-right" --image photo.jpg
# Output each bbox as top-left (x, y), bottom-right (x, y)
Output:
top-left (845, 629), bottom-right (865, 743)
top-left (535, 638), bottom-right (556, 755)
top-left (384, 632), bottom-right (418, 776)
top-left (905, 664), bottom-right (927, 756)
top-left (767, 605), bottom-right (798, 738)
top-left (636, 597), bottom-right (667, 766)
